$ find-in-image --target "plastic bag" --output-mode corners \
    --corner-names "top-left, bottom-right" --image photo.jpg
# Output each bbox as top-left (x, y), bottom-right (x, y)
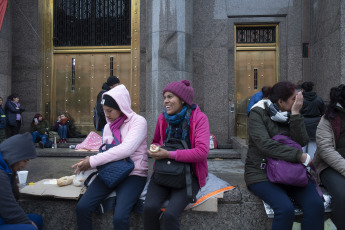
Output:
top-left (73, 169), bottom-right (97, 187)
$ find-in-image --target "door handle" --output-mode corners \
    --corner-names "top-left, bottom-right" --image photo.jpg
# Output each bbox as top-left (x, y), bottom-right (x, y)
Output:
top-left (254, 68), bottom-right (258, 90)
top-left (72, 58), bottom-right (75, 92)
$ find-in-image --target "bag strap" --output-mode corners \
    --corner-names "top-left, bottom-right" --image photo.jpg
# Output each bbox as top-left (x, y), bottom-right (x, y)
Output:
top-left (180, 139), bottom-right (195, 202)
top-left (308, 162), bottom-right (324, 201)
top-left (84, 171), bottom-right (98, 188)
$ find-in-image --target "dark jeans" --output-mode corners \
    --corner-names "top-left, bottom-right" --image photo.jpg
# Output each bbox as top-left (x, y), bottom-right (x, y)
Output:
top-left (0, 128), bottom-right (6, 143)
top-left (76, 175), bottom-right (146, 230)
top-left (31, 131), bottom-right (47, 145)
top-left (321, 167), bottom-right (345, 230)
top-left (7, 121), bottom-right (21, 137)
top-left (249, 180), bottom-right (324, 230)
top-left (58, 125), bottom-right (67, 139)
top-left (0, 213), bottom-right (43, 230)
top-left (143, 177), bottom-right (199, 230)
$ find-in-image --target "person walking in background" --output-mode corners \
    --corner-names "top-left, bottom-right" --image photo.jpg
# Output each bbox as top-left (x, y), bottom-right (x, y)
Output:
top-left (30, 114), bottom-right (49, 148)
top-left (94, 75), bottom-right (120, 131)
top-left (0, 97), bottom-right (6, 143)
top-left (73, 84), bottom-right (148, 230)
top-left (5, 94), bottom-right (25, 137)
top-left (313, 84), bottom-right (345, 230)
top-left (143, 80), bottom-right (210, 230)
top-left (245, 81), bottom-right (324, 230)
top-left (246, 86), bottom-right (270, 115)
top-left (0, 132), bottom-right (43, 230)
top-left (300, 81), bottom-right (326, 158)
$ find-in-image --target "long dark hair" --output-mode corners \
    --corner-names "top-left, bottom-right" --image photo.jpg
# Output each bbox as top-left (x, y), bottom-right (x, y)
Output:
top-left (268, 81), bottom-right (297, 103)
top-left (324, 84), bottom-right (345, 121)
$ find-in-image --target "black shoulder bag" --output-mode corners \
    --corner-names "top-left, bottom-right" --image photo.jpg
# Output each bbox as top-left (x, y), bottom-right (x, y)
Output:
top-left (152, 138), bottom-right (195, 202)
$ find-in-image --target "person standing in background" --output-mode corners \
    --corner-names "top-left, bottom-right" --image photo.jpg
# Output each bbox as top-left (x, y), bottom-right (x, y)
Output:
top-left (5, 94), bottom-right (25, 137)
top-left (300, 81), bottom-right (326, 158)
top-left (94, 75), bottom-right (120, 131)
top-left (0, 97), bottom-right (6, 143)
top-left (246, 86), bottom-right (270, 115)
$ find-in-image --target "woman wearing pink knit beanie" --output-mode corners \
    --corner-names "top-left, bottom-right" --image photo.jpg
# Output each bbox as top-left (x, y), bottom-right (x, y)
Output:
top-left (144, 79), bottom-right (210, 230)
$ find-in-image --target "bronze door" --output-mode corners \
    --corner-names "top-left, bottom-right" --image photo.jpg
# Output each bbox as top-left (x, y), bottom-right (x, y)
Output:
top-left (235, 49), bottom-right (277, 139)
top-left (52, 53), bottom-right (131, 134)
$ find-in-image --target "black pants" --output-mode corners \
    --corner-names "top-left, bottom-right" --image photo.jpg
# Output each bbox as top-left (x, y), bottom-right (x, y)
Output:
top-left (143, 176), bottom-right (198, 230)
top-left (321, 167), bottom-right (345, 230)
top-left (7, 121), bottom-right (21, 137)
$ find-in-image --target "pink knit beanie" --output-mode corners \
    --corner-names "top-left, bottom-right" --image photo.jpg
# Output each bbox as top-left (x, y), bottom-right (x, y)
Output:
top-left (163, 80), bottom-right (194, 106)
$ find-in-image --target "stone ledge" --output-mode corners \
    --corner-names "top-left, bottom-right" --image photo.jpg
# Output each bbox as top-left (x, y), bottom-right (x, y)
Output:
top-left (19, 187), bottom-right (273, 230)
top-left (35, 148), bottom-right (241, 159)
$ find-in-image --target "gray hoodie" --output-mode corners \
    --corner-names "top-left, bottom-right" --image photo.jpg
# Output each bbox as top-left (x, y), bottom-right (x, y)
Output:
top-left (0, 132), bottom-right (36, 224)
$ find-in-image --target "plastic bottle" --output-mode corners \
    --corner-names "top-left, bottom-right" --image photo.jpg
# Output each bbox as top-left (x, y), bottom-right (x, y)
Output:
top-left (210, 135), bottom-right (214, 149)
top-left (53, 137), bottom-right (57, 149)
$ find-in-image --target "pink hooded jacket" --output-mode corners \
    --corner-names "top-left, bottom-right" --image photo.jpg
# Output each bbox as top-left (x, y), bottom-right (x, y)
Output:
top-left (152, 105), bottom-right (210, 187)
top-left (89, 84), bottom-right (148, 178)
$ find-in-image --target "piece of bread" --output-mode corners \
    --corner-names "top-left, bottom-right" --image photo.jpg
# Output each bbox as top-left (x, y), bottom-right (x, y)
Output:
top-left (150, 144), bottom-right (160, 153)
top-left (57, 175), bottom-right (75, 187)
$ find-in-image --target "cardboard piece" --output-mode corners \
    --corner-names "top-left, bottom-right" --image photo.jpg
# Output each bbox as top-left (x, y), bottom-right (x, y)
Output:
top-left (20, 179), bottom-right (84, 200)
top-left (191, 192), bottom-right (224, 212)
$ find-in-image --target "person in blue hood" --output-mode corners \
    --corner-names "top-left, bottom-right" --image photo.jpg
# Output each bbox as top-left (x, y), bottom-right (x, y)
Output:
top-left (0, 132), bottom-right (43, 230)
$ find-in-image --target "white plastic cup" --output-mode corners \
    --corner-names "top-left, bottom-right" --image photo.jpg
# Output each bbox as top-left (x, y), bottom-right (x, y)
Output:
top-left (17, 170), bottom-right (28, 186)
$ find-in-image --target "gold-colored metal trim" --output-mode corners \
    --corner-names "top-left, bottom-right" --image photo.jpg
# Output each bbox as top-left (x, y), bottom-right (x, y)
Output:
top-left (55, 46), bottom-right (131, 50)
top-left (236, 47), bottom-right (276, 51)
top-left (54, 49), bottom-right (132, 54)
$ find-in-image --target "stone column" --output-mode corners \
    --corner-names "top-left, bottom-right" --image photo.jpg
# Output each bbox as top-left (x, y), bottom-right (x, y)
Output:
top-left (146, 0), bottom-right (193, 140)
top-left (0, 1), bottom-right (12, 98)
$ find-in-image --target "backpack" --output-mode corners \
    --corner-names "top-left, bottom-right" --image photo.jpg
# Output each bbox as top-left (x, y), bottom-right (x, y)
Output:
top-left (93, 90), bottom-right (107, 131)
top-left (44, 140), bottom-right (53, 148)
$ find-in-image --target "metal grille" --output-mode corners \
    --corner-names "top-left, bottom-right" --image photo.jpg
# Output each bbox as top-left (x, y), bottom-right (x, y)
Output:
top-left (53, 0), bottom-right (131, 46)
top-left (236, 27), bottom-right (276, 43)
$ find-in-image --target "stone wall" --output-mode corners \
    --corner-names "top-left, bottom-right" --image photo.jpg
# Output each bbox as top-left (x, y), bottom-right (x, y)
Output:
top-left (11, 0), bottom-right (42, 132)
top-left (310, 0), bottom-right (344, 102)
top-left (0, 0), bottom-right (12, 100)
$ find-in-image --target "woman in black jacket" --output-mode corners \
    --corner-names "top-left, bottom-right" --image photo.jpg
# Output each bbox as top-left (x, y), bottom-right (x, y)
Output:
top-left (300, 82), bottom-right (326, 157)
top-left (0, 133), bottom-right (43, 229)
top-left (5, 94), bottom-right (25, 137)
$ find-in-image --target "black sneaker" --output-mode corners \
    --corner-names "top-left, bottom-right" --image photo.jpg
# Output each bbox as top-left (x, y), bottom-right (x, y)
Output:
top-left (39, 141), bottom-right (44, 149)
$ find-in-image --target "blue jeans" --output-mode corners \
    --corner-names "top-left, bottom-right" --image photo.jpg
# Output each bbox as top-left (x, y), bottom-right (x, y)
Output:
top-left (0, 214), bottom-right (43, 230)
top-left (31, 131), bottom-right (47, 145)
top-left (76, 175), bottom-right (146, 230)
top-left (58, 125), bottom-right (67, 139)
top-left (249, 180), bottom-right (324, 230)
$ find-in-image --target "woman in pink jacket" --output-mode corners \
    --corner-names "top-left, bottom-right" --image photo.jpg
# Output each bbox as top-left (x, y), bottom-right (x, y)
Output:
top-left (72, 84), bottom-right (148, 230)
top-left (143, 80), bottom-right (210, 230)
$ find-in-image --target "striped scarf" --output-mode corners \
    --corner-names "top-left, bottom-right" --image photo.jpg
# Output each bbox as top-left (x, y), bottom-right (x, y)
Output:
top-left (265, 99), bottom-right (290, 124)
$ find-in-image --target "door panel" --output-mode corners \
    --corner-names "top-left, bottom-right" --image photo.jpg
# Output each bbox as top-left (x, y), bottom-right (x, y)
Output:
top-left (53, 53), bottom-right (131, 134)
top-left (236, 50), bottom-right (277, 139)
